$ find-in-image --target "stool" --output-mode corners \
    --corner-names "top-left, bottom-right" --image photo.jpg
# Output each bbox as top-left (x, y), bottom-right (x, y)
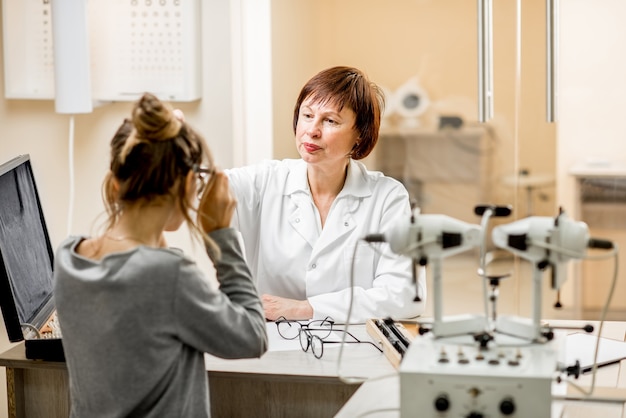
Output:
top-left (502, 170), bottom-right (555, 216)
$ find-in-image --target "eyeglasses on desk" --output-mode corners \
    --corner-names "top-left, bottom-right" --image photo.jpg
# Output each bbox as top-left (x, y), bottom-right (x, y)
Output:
top-left (274, 316), bottom-right (383, 359)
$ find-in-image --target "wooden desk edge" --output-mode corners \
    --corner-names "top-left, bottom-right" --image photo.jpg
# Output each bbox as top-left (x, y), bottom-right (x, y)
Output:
top-left (0, 343), bottom-right (67, 371)
top-left (207, 369), bottom-right (358, 385)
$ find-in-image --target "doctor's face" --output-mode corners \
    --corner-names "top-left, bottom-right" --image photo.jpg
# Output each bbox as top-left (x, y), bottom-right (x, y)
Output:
top-left (295, 98), bottom-right (359, 168)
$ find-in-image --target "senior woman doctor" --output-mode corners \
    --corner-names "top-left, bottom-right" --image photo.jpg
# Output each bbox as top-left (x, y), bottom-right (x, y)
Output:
top-left (226, 66), bottom-right (426, 323)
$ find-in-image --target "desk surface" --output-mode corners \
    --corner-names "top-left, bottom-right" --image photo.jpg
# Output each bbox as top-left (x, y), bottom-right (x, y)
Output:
top-left (204, 323), bottom-right (394, 381)
top-left (2, 321), bottom-right (625, 418)
top-left (0, 323), bottom-right (393, 378)
top-left (0, 323), bottom-right (394, 418)
top-left (337, 320), bottom-right (626, 418)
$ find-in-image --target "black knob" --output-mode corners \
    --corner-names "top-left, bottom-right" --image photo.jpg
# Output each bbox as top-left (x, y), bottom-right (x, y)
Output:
top-left (434, 394), bottom-right (450, 412)
top-left (500, 397), bottom-right (516, 415)
top-left (583, 324), bottom-right (594, 333)
top-left (565, 360), bottom-right (581, 379)
top-left (466, 413), bottom-right (484, 418)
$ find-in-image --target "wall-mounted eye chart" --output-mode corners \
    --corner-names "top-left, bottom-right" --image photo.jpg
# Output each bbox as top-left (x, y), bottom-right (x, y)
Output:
top-left (2, 0), bottom-right (202, 103)
top-left (1, 0), bottom-right (55, 99)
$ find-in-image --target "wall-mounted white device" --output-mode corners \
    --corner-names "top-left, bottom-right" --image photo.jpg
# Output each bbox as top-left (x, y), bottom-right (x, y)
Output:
top-left (50, 0), bottom-right (92, 114)
top-left (2, 0), bottom-right (202, 105)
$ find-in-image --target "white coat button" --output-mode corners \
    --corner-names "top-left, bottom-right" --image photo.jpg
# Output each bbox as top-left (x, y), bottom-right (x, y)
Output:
top-left (311, 263), bottom-right (317, 269)
top-left (344, 221), bottom-right (349, 227)
top-left (295, 218), bottom-right (300, 223)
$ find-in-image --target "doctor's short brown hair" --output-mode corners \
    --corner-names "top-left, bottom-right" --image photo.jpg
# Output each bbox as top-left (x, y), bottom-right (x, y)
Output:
top-left (292, 66), bottom-right (384, 160)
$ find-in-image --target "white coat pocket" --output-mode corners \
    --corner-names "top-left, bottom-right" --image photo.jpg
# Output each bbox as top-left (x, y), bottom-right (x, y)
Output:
top-left (343, 241), bottom-right (376, 290)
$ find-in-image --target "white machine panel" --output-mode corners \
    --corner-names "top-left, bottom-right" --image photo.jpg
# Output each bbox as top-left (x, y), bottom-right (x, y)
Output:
top-left (399, 334), bottom-right (558, 418)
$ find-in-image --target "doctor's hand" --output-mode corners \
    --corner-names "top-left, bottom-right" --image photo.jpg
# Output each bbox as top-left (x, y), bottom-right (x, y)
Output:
top-left (262, 294), bottom-right (314, 321)
top-left (197, 170), bottom-right (237, 233)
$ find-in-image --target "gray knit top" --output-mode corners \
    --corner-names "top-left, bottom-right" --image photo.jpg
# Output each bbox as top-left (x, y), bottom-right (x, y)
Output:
top-left (54, 227), bottom-right (267, 418)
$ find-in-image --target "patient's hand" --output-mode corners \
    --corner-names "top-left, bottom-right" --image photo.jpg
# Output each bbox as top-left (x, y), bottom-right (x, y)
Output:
top-left (262, 294), bottom-right (313, 321)
top-left (197, 171), bottom-right (236, 232)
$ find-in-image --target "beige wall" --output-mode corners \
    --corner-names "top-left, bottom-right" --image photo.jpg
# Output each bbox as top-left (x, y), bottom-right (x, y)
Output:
top-left (271, 0), bottom-right (557, 217)
top-left (271, 1), bottom-right (331, 160)
top-left (558, 0), bottom-right (626, 211)
top-left (0, 1), bottom-right (238, 248)
top-left (269, 1), bottom-right (626, 320)
top-left (557, 0), bottom-right (626, 318)
top-left (0, 2), bottom-right (234, 416)
top-left (0, 0), bottom-right (624, 415)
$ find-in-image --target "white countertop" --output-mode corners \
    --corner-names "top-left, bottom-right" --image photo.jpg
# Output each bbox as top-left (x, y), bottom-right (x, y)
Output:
top-left (569, 161), bottom-right (626, 177)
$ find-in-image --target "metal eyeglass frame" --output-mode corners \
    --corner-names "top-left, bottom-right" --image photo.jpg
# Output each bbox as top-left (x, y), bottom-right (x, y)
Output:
top-left (192, 164), bottom-right (215, 198)
top-left (298, 327), bottom-right (383, 359)
top-left (274, 316), bottom-right (335, 340)
top-left (274, 316), bottom-right (383, 359)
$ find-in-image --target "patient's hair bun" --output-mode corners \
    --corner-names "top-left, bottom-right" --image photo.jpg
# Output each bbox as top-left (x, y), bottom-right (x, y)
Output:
top-left (132, 92), bottom-right (182, 141)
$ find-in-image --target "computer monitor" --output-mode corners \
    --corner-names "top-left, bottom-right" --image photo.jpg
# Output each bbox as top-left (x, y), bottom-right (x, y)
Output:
top-left (0, 154), bottom-right (55, 342)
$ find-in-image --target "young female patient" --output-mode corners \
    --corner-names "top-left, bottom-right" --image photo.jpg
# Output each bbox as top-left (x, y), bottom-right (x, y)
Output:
top-left (54, 93), bottom-right (267, 417)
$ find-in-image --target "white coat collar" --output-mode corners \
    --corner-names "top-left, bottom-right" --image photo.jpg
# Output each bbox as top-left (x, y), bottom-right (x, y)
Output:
top-left (284, 159), bottom-right (309, 195)
top-left (285, 158), bottom-right (371, 251)
top-left (283, 159), bottom-right (373, 198)
top-left (339, 159), bottom-right (373, 199)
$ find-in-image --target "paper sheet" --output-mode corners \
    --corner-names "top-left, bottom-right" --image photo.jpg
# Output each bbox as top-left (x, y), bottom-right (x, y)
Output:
top-left (266, 322), bottom-right (302, 352)
top-left (565, 332), bottom-right (626, 371)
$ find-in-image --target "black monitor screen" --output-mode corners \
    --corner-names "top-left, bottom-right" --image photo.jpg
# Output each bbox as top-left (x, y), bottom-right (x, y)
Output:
top-left (0, 155), bottom-right (55, 342)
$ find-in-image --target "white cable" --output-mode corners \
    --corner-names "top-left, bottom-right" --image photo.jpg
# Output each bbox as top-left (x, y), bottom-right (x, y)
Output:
top-left (400, 237), bottom-right (439, 256)
top-left (564, 245), bottom-right (619, 397)
top-left (529, 235), bottom-right (617, 397)
top-left (67, 115), bottom-right (76, 236)
top-left (513, 0), bottom-right (523, 315)
top-left (337, 240), bottom-right (370, 384)
top-left (477, 208), bottom-right (493, 328)
top-left (20, 322), bottom-right (42, 339)
top-left (355, 407), bottom-right (400, 417)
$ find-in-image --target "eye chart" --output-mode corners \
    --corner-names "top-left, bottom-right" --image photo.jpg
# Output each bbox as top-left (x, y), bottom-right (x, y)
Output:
top-left (2, 0), bottom-right (202, 102)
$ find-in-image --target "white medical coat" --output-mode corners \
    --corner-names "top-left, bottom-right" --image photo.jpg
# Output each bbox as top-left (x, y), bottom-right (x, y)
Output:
top-left (226, 159), bottom-right (426, 323)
